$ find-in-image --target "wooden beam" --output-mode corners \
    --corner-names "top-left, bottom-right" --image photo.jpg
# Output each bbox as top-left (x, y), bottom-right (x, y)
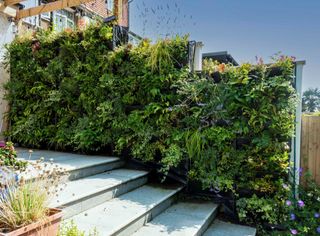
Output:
top-left (4, 0), bottom-right (25, 6)
top-left (0, 5), bottom-right (17, 17)
top-left (16, 0), bottom-right (93, 19)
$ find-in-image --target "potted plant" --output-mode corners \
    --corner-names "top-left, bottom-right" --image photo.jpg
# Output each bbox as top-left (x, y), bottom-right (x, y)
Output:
top-left (0, 153), bottom-right (67, 236)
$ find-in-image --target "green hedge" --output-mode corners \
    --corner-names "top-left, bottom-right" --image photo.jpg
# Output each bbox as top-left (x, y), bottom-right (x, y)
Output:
top-left (4, 24), bottom-right (297, 228)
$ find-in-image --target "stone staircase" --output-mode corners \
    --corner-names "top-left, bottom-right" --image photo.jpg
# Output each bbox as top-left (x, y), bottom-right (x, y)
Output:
top-left (17, 148), bottom-right (256, 236)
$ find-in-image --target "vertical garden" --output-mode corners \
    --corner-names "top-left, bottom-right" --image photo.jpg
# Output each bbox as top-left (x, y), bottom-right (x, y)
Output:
top-left (4, 23), bottom-right (302, 232)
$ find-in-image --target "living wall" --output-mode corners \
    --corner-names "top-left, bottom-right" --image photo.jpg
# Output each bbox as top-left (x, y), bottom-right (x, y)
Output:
top-left (4, 23), bottom-right (298, 229)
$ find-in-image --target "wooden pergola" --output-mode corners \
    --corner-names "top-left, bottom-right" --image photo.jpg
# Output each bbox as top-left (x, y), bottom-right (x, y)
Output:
top-left (2, 0), bottom-right (120, 20)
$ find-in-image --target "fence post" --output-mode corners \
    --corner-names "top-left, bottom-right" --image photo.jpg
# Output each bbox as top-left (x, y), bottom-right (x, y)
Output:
top-left (188, 41), bottom-right (203, 72)
top-left (290, 60), bottom-right (306, 190)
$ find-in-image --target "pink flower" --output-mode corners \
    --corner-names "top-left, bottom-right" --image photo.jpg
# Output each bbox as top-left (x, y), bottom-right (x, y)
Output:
top-left (286, 200), bottom-right (292, 206)
top-left (291, 56), bottom-right (296, 61)
top-left (298, 200), bottom-right (305, 208)
top-left (290, 229), bottom-right (298, 235)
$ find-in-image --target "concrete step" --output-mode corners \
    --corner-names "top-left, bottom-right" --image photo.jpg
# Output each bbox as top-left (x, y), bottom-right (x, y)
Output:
top-left (50, 168), bottom-right (149, 218)
top-left (16, 148), bottom-right (124, 181)
top-left (203, 220), bottom-right (256, 236)
top-left (132, 200), bottom-right (219, 236)
top-left (68, 184), bottom-right (184, 236)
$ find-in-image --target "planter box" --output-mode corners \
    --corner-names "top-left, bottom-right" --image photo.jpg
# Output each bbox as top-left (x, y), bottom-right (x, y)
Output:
top-left (0, 208), bottom-right (63, 236)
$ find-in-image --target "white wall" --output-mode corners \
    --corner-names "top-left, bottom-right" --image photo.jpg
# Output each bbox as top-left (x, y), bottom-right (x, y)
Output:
top-left (0, 12), bottom-right (16, 138)
top-left (0, 12), bottom-right (15, 59)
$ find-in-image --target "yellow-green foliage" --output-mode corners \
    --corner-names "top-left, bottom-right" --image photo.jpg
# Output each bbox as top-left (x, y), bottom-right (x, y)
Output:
top-left (59, 221), bottom-right (98, 236)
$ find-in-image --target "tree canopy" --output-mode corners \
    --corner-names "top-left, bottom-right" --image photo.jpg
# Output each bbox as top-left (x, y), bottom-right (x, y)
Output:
top-left (302, 88), bottom-right (320, 112)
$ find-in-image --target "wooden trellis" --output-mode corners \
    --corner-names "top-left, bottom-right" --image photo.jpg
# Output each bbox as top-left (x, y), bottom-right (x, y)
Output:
top-left (2, 0), bottom-right (120, 21)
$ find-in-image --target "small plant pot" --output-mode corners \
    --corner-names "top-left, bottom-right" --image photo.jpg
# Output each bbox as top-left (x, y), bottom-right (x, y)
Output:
top-left (0, 208), bottom-right (63, 236)
top-left (210, 71), bottom-right (222, 83)
top-left (237, 188), bottom-right (255, 198)
top-left (266, 66), bottom-right (283, 77)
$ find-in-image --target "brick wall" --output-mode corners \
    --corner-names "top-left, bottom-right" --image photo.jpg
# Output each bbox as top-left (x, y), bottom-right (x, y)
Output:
top-left (84, 0), bottom-right (128, 27)
top-left (83, 0), bottom-right (110, 18)
top-left (118, 0), bottom-right (128, 27)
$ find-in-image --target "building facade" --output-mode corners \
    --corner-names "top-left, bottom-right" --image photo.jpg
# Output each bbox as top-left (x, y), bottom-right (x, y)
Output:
top-left (18, 0), bottom-right (128, 34)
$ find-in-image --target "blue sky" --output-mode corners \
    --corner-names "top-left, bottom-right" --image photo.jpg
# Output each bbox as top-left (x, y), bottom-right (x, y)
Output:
top-left (129, 0), bottom-right (320, 91)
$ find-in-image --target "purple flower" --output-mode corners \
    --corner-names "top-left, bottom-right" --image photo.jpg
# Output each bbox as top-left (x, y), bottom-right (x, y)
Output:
top-left (0, 141), bottom-right (5, 148)
top-left (286, 200), bottom-right (292, 206)
top-left (290, 229), bottom-right (298, 235)
top-left (317, 226), bottom-right (320, 234)
top-left (299, 167), bottom-right (303, 176)
top-left (280, 55), bottom-right (286, 61)
top-left (298, 200), bottom-right (305, 208)
top-left (290, 213), bottom-right (296, 221)
top-left (315, 213), bottom-right (320, 218)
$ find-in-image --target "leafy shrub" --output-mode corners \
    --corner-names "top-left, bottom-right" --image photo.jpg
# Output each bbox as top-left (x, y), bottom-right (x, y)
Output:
top-left (280, 173), bottom-right (320, 236)
top-left (4, 24), bottom-right (297, 227)
top-left (0, 142), bottom-right (27, 170)
top-left (59, 220), bottom-right (98, 236)
top-left (237, 194), bottom-right (287, 226)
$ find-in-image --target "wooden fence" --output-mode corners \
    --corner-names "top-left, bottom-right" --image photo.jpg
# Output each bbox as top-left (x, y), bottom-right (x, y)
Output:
top-left (301, 115), bottom-right (320, 184)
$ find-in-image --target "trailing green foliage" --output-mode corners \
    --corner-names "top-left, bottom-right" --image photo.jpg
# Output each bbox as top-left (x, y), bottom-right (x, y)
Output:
top-left (281, 174), bottom-right (320, 236)
top-left (4, 24), bottom-right (297, 228)
top-left (259, 172), bottom-right (320, 236)
top-left (0, 142), bottom-right (27, 170)
top-left (59, 220), bottom-right (98, 236)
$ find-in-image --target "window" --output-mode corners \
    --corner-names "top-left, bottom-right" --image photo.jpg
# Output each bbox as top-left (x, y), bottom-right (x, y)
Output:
top-left (22, 0), bottom-right (39, 26)
top-left (53, 10), bottom-right (75, 32)
top-left (107, 0), bottom-right (114, 12)
top-left (41, 12), bottom-right (51, 21)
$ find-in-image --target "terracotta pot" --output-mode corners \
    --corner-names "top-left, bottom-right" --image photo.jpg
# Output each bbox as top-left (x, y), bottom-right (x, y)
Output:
top-left (0, 208), bottom-right (63, 236)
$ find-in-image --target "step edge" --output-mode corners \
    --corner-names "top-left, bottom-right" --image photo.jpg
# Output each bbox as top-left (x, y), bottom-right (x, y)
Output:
top-left (195, 204), bottom-right (219, 236)
top-left (204, 219), bottom-right (257, 236)
top-left (133, 202), bottom-right (219, 236)
top-left (20, 158), bottom-right (125, 182)
top-left (66, 159), bottom-right (124, 172)
top-left (104, 185), bottom-right (184, 236)
top-left (55, 171), bottom-right (149, 207)
top-left (16, 148), bottom-right (122, 160)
